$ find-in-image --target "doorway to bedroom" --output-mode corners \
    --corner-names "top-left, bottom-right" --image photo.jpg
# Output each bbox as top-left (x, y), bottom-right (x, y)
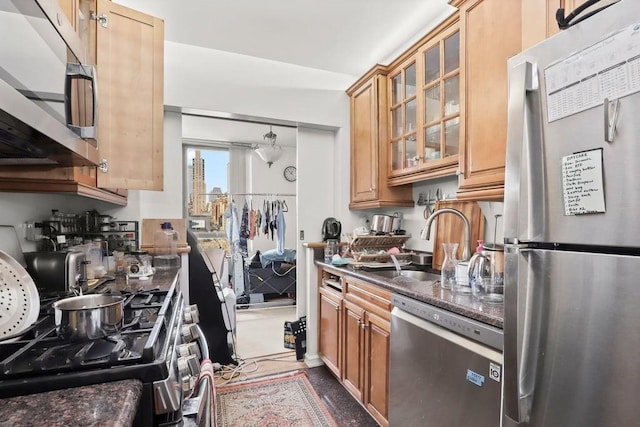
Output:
top-left (182, 115), bottom-right (299, 365)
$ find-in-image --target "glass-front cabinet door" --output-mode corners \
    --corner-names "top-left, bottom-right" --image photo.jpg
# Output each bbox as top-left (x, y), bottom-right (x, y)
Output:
top-left (421, 27), bottom-right (460, 169)
top-left (389, 59), bottom-right (417, 173)
top-left (387, 24), bottom-right (460, 185)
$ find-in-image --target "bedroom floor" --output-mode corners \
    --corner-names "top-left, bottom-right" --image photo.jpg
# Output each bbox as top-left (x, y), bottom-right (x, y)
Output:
top-left (235, 305), bottom-right (297, 359)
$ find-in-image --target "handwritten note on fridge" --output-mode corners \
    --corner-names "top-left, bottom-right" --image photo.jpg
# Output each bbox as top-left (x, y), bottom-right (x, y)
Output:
top-left (562, 149), bottom-right (605, 215)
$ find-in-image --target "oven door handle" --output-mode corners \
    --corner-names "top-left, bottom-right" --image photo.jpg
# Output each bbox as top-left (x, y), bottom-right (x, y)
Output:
top-left (195, 324), bottom-right (210, 360)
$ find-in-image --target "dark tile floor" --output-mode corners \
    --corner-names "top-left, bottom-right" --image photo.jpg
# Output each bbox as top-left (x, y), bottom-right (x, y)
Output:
top-left (306, 365), bottom-right (380, 427)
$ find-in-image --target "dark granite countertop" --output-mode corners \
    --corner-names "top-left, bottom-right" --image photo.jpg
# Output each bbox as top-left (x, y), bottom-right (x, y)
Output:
top-left (317, 261), bottom-right (503, 329)
top-left (0, 268), bottom-right (181, 426)
top-left (106, 267), bottom-right (180, 293)
top-left (0, 379), bottom-right (142, 427)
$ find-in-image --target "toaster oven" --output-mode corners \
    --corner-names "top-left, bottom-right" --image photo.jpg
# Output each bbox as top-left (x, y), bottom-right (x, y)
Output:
top-left (24, 250), bottom-right (86, 293)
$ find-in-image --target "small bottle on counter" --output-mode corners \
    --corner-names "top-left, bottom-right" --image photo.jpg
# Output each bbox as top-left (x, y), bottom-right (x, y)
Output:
top-left (324, 240), bottom-right (338, 263)
top-left (153, 222), bottom-right (180, 269)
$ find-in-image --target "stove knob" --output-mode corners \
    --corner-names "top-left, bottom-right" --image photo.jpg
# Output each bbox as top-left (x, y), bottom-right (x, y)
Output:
top-left (180, 375), bottom-right (192, 393)
top-left (177, 342), bottom-right (202, 360)
top-left (181, 323), bottom-right (200, 343)
top-left (177, 354), bottom-right (201, 379)
top-left (183, 305), bottom-right (200, 324)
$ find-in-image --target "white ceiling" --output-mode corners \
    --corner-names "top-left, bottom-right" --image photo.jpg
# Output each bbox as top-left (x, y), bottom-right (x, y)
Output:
top-left (115, 0), bottom-right (454, 145)
top-left (115, 0), bottom-right (454, 76)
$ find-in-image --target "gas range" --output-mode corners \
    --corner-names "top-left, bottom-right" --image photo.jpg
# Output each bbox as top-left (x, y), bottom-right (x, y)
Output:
top-left (0, 277), bottom-right (203, 426)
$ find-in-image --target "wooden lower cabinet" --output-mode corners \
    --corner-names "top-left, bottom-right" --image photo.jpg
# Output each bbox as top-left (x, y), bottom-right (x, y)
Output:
top-left (318, 285), bottom-right (342, 378)
top-left (318, 267), bottom-right (391, 427)
top-left (342, 299), bottom-right (365, 402)
top-left (364, 310), bottom-right (391, 424)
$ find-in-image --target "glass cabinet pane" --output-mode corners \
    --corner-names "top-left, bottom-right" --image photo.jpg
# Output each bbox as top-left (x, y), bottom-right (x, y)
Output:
top-left (405, 63), bottom-right (416, 98)
top-left (444, 117), bottom-right (460, 156)
top-left (424, 45), bottom-right (440, 84)
top-left (424, 84), bottom-right (441, 123)
top-left (391, 140), bottom-right (402, 170)
top-left (444, 75), bottom-right (459, 116)
top-left (425, 125), bottom-right (441, 160)
top-left (391, 107), bottom-right (402, 138)
top-left (444, 31), bottom-right (460, 75)
top-left (405, 99), bottom-right (417, 133)
top-left (405, 135), bottom-right (417, 167)
top-left (391, 74), bottom-right (402, 105)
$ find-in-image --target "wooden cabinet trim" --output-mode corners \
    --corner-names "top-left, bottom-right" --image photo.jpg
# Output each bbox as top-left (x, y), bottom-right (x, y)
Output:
top-left (363, 310), bottom-right (390, 426)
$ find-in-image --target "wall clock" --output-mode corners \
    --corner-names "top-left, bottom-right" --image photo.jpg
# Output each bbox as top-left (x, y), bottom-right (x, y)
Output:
top-left (283, 165), bottom-right (297, 182)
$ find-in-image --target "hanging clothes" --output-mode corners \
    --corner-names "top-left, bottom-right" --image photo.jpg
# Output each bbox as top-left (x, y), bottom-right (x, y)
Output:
top-left (254, 209), bottom-right (262, 237)
top-left (269, 200), bottom-right (276, 240)
top-left (262, 200), bottom-right (270, 236)
top-left (249, 205), bottom-right (256, 240)
top-left (224, 202), bottom-right (240, 246)
top-left (239, 200), bottom-right (249, 256)
top-left (275, 201), bottom-right (286, 254)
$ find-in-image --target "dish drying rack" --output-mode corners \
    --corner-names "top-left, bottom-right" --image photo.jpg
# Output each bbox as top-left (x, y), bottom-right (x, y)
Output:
top-left (348, 235), bottom-right (413, 266)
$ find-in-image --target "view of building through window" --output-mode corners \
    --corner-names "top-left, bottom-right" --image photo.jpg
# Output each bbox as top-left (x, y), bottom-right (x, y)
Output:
top-left (186, 147), bottom-right (230, 252)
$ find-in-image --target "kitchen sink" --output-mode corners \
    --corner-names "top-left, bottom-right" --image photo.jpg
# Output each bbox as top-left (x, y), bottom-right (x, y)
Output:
top-left (369, 269), bottom-right (440, 282)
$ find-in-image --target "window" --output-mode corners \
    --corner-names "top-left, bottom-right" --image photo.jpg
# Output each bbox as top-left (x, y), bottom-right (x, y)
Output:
top-left (184, 146), bottom-right (229, 252)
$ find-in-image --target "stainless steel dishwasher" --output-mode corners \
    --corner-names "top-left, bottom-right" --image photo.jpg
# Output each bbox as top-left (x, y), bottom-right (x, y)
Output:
top-left (389, 294), bottom-right (503, 427)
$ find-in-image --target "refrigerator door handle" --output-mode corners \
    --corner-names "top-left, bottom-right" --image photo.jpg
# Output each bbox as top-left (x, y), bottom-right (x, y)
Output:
top-left (505, 248), bottom-right (545, 425)
top-left (504, 61), bottom-right (545, 244)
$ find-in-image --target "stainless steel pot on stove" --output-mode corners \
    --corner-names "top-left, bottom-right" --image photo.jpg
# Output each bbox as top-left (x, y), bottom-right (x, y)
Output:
top-left (53, 294), bottom-right (125, 341)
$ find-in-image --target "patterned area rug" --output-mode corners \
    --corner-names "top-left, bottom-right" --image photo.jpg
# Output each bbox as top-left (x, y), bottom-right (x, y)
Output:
top-left (216, 371), bottom-right (338, 427)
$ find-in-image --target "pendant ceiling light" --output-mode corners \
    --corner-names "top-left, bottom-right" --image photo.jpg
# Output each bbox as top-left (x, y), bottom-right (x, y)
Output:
top-left (254, 126), bottom-right (282, 168)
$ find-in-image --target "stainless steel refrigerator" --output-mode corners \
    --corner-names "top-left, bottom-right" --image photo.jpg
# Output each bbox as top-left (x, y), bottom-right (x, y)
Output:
top-left (503, 1), bottom-right (640, 426)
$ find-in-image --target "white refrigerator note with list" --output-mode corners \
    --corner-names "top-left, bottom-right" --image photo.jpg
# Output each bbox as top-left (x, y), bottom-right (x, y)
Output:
top-left (561, 149), bottom-right (605, 215)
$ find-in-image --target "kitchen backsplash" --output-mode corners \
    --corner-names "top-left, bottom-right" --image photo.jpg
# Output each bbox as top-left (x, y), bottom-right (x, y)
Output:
top-left (340, 176), bottom-right (504, 255)
top-left (0, 193), bottom-right (127, 252)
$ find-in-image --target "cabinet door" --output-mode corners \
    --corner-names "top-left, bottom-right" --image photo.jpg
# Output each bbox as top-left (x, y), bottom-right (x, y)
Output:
top-left (319, 287), bottom-right (342, 378)
top-left (94, 0), bottom-right (164, 190)
top-left (522, 0), bottom-right (579, 49)
top-left (457, 0), bottom-right (521, 200)
top-left (386, 20), bottom-right (461, 186)
top-left (388, 57), bottom-right (418, 174)
top-left (364, 311), bottom-right (391, 427)
top-left (342, 299), bottom-right (365, 401)
top-left (350, 76), bottom-right (379, 204)
top-left (418, 26), bottom-right (461, 173)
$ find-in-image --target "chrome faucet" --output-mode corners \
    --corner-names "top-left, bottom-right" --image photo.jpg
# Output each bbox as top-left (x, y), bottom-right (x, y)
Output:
top-left (420, 208), bottom-right (472, 261)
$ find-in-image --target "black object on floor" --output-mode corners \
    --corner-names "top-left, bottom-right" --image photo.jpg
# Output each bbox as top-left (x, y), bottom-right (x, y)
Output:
top-left (186, 229), bottom-right (235, 365)
top-left (305, 365), bottom-right (380, 427)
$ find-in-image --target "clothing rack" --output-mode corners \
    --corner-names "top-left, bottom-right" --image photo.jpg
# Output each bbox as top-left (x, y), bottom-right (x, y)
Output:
top-left (227, 192), bottom-right (296, 197)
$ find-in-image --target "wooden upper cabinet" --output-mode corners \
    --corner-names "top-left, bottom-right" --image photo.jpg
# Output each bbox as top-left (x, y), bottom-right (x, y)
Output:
top-left (456, 0), bottom-right (522, 200)
top-left (347, 66), bottom-right (414, 209)
top-left (0, 0), bottom-right (163, 203)
top-left (93, 0), bottom-right (164, 191)
top-left (386, 21), bottom-right (461, 186)
top-left (388, 57), bottom-right (418, 175)
top-left (418, 26), bottom-right (461, 174)
top-left (522, 0), bottom-right (578, 49)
